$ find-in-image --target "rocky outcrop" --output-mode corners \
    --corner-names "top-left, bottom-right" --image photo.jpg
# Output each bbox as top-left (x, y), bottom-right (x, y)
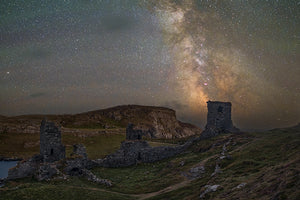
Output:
top-left (97, 105), bottom-right (201, 139)
top-left (0, 105), bottom-right (201, 139)
top-left (184, 165), bottom-right (205, 179)
top-left (81, 169), bottom-right (112, 187)
top-left (235, 182), bottom-right (247, 189)
top-left (199, 185), bottom-right (220, 198)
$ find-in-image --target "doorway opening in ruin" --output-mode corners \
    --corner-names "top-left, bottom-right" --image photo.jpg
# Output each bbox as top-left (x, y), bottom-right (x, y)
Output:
top-left (137, 152), bottom-right (141, 161)
top-left (218, 106), bottom-right (223, 113)
top-left (50, 149), bottom-right (54, 155)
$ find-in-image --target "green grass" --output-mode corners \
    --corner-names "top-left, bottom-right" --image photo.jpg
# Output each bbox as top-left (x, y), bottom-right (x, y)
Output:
top-left (1, 127), bottom-right (299, 200)
top-left (91, 161), bottom-right (184, 194)
top-left (0, 179), bottom-right (135, 200)
top-left (62, 132), bottom-right (126, 159)
top-left (146, 129), bottom-right (300, 200)
top-left (0, 132), bottom-right (39, 159)
top-left (0, 131), bottom-right (126, 160)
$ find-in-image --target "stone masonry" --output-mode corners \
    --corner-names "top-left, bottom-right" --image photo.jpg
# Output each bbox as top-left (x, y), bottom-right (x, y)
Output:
top-left (95, 123), bottom-right (195, 167)
top-left (201, 101), bottom-right (239, 138)
top-left (40, 119), bottom-right (65, 162)
top-left (7, 120), bottom-right (109, 186)
top-left (72, 144), bottom-right (88, 159)
top-left (126, 123), bottom-right (145, 140)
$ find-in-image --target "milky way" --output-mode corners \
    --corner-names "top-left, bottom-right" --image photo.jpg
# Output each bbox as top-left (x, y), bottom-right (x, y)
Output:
top-left (0, 0), bottom-right (299, 129)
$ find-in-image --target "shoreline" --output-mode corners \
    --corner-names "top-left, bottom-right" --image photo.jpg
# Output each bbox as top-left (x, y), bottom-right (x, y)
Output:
top-left (0, 157), bottom-right (22, 162)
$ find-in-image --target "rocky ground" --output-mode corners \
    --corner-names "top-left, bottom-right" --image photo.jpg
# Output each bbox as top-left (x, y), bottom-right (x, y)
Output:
top-left (0, 124), bottom-right (299, 200)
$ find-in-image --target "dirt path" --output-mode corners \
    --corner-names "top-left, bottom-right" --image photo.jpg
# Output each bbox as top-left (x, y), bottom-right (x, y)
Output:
top-left (134, 152), bottom-right (222, 200)
top-left (134, 139), bottom-right (254, 200)
top-left (63, 185), bottom-right (141, 198)
top-left (135, 179), bottom-right (191, 200)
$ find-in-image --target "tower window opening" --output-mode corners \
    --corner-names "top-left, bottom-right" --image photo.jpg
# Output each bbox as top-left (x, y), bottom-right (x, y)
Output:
top-left (218, 106), bottom-right (223, 113)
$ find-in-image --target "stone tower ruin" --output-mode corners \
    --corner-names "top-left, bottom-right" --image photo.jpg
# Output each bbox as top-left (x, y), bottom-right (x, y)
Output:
top-left (126, 123), bottom-right (144, 140)
top-left (201, 101), bottom-right (239, 138)
top-left (40, 119), bottom-right (65, 162)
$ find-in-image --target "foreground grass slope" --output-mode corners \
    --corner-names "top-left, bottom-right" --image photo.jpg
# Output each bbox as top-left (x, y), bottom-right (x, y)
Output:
top-left (1, 125), bottom-right (299, 200)
top-left (146, 127), bottom-right (299, 200)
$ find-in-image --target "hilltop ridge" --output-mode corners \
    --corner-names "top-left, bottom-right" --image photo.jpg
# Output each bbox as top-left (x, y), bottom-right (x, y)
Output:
top-left (0, 105), bottom-right (201, 139)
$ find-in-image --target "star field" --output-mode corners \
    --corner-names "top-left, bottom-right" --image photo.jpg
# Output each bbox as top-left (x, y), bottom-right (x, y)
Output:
top-left (0, 0), bottom-right (299, 130)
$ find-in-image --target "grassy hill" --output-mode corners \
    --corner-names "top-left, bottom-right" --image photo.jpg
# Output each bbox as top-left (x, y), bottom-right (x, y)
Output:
top-left (0, 105), bottom-right (202, 139)
top-left (0, 125), bottom-right (299, 200)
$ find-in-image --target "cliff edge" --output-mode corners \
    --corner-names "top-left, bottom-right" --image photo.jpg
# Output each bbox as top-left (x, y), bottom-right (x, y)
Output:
top-left (0, 105), bottom-right (201, 139)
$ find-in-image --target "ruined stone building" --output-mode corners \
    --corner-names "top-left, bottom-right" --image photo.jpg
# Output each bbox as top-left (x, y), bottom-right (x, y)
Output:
top-left (126, 123), bottom-right (144, 140)
top-left (201, 101), bottom-right (239, 138)
top-left (72, 144), bottom-right (88, 159)
top-left (95, 123), bottom-right (194, 168)
top-left (40, 119), bottom-right (65, 162)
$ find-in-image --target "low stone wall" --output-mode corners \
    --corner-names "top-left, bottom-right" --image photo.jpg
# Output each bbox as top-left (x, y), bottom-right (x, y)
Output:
top-left (7, 154), bottom-right (43, 180)
top-left (95, 139), bottom-right (194, 168)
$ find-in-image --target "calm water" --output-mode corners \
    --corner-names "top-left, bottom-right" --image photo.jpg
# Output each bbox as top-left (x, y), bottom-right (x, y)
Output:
top-left (0, 161), bottom-right (18, 179)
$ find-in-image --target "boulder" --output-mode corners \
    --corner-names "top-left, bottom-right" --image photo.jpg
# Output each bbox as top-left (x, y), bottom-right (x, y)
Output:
top-left (82, 169), bottom-right (112, 187)
top-left (200, 185), bottom-right (220, 198)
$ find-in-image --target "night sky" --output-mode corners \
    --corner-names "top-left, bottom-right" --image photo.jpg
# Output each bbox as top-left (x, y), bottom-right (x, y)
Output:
top-left (1, 0), bottom-right (299, 130)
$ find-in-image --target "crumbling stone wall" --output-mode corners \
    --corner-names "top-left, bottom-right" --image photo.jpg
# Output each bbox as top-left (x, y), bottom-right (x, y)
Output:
top-left (95, 140), bottom-right (189, 168)
top-left (6, 121), bottom-right (108, 185)
top-left (126, 123), bottom-right (145, 140)
top-left (201, 101), bottom-right (239, 138)
top-left (95, 123), bottom-right (194, 167)
top-left (7, 154), bottom-right (43, 180)
top-left (72, 144), bottom-right (88, 159)
top-left (40, 119), bottom-right (65, 162)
